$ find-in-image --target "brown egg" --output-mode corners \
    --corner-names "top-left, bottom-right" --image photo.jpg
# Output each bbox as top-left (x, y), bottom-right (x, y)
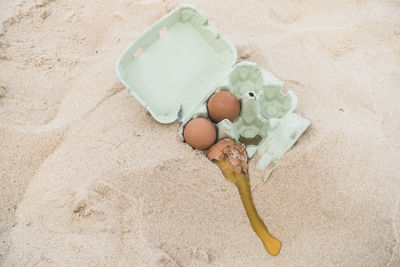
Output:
top-left (207, 91), bottom-right (241, 123)
top-left (183, 118), bottom-right (217, 150)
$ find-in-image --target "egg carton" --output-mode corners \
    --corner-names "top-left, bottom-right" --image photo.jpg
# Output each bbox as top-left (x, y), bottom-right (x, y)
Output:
top-left (116, 4), bottom-right (310, 170)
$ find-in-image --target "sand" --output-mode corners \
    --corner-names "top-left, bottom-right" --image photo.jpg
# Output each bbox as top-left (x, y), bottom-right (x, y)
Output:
top-left (1, 0), bottom-right (399, 266)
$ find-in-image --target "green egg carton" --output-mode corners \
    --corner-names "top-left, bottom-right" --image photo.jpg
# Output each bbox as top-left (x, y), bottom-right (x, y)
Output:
top-left (116, 4), bottom-right (310, 169)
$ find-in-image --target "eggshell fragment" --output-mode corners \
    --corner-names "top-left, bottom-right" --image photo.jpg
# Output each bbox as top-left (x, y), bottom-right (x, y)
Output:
top-left (183, 118), bottom-right (217, 150)
top-left (207, 91), bottom-right (241, 123)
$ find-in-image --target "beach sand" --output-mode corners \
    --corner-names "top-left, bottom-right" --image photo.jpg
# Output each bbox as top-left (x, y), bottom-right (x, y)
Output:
top-left (1, 0), bottom-right (399, 265)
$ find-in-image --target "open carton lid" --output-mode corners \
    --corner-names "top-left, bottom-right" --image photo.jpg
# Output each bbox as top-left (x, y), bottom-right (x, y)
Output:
top-left (116, 5), bottom-right (237, 123)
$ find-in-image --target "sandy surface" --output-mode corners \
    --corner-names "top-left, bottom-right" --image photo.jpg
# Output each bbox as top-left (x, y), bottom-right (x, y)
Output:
top-left (1, 0), bottom-right (399, 266)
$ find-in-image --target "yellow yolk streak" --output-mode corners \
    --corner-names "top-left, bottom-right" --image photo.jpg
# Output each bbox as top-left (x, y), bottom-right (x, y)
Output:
top-left (215, 160), bottom-right (282, 256)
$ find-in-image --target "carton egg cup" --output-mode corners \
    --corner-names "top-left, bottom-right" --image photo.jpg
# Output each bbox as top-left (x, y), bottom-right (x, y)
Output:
top-left (116, 4), bottom-right (310, 171)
